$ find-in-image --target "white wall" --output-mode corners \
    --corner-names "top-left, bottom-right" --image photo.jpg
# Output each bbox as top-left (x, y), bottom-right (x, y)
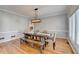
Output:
top-left (0, 10), bottom-right (28, 43)
top-left (35, 14), bottom-right (68, 38)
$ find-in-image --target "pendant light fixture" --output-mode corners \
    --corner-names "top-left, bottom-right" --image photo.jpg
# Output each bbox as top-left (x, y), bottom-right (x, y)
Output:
top-left (31, 8), bottom-right (41, 23)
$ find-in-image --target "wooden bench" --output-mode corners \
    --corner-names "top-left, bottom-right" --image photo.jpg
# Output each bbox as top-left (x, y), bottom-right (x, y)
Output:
top-left (20, 37), bottom-right (45, 53)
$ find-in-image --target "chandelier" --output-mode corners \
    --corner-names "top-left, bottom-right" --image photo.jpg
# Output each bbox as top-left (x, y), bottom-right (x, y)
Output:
top-left (31, 8), bottom-right (41, 23)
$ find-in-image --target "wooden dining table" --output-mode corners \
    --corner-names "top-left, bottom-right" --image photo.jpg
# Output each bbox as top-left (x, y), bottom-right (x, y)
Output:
top-left (21, 32), bottom-right (55, 53)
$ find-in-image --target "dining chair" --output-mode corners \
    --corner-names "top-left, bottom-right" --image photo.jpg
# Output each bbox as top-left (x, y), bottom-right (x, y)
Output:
top-left (53, 33), bottom-right (56, 50)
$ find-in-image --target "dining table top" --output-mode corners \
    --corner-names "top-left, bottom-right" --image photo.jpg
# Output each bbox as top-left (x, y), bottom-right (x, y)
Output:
top-left (23, 32), bottom-right (53, 39)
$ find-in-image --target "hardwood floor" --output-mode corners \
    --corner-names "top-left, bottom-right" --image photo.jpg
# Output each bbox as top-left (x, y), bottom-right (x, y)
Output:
top-left (0, 38), bottom-right (73, 54)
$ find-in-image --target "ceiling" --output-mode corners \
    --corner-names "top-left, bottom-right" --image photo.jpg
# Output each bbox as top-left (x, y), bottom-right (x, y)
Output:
top-left (0, 5), bottom-right (67, 18)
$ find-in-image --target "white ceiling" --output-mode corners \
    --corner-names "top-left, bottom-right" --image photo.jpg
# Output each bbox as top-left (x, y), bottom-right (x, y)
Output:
top-left (0, 5), bottom-right (67, 18)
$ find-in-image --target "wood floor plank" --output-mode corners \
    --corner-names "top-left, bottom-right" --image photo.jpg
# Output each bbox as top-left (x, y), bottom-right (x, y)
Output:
top-left (0, 38), bottom-right (73, 54)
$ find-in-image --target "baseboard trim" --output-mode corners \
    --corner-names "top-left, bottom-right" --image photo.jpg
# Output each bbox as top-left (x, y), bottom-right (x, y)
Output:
top-left (57, 37), bottom-right (77, 53)
top-left (0, 37), bottom-right (20, 44)
top-left (67, 38), bottom-right (77, 54)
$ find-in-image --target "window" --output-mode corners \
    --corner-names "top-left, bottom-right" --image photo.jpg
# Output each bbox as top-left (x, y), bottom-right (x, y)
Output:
top-left (69, 12), bottom-right (76, 42)
top-left (69, 8), bottom-right (79, 45)
top-left (76, 9), bottom-right (79, 45)
top-left (69, 8), bottom-right (79, 53)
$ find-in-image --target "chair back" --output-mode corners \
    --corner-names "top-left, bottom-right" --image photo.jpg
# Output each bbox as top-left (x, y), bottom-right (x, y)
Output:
top-left (53, 33), bottom-right (56, 42)
top-left (41, 30), bottom-right (48, 34)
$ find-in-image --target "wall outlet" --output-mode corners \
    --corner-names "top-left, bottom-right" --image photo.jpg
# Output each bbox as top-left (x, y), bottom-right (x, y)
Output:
top-left (0, 37), bottom-right (5, 40)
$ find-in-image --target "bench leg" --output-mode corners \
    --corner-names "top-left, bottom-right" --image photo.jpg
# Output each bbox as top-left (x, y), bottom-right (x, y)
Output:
top-left (40, 45), bottom-right (44, 54)
top-left (31, 43), bottom-right (34, 48)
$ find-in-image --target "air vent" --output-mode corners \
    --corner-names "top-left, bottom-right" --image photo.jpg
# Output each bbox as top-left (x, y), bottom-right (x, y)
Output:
top-left (11, 35), bottom-right (15, 38)
top-left (66, 41), bottom-right (69, 44)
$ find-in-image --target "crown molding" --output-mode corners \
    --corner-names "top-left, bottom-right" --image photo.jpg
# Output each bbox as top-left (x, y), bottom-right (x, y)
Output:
top-left (0, 8), bottom-right (67, 19)
top-left (39, 10), bottom-right (67, 19)
top-left (0, 8), bottom-right (29, 18)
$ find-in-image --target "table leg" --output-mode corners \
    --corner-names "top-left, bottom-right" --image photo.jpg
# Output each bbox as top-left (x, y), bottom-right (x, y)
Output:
top-left (53, 42), bottom-right (55, 50)
top-left (20, 38), bottom-right (23, 44)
